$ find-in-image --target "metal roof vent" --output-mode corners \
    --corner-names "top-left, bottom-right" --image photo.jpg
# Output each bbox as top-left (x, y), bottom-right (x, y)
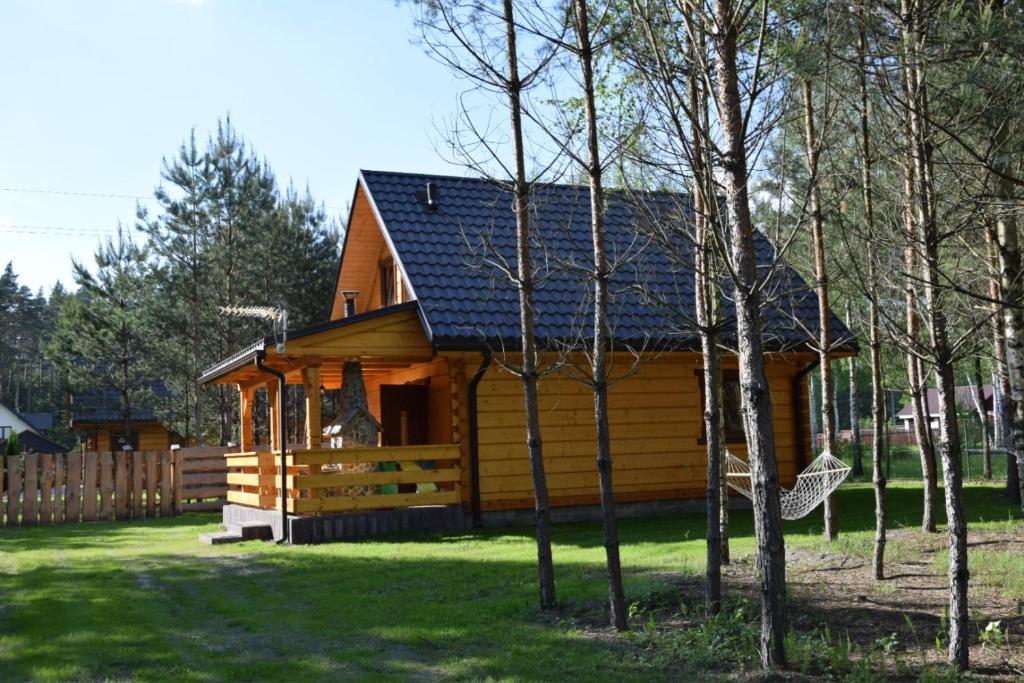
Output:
top-left (416, 181), bottom-right (439, 211)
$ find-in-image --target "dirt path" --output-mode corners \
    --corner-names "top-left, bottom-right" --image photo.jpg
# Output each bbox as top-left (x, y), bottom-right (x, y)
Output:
top-left (744, 528), bottom-right (1024, 680)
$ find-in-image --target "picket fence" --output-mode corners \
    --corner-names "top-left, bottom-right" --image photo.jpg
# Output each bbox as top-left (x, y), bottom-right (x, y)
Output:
top-left (1, 447), bottom-right (229, 527)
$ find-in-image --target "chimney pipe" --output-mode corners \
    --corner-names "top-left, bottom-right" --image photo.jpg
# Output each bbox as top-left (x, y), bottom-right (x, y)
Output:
top-left (341, 291), bottom-right (359, 317)
top-left (426, 182), bottom-right (438, 210)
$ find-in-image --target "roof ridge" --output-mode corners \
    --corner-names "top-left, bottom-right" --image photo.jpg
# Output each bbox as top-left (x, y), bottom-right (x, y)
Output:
top-left (359, 169), bottom-right (695, 197)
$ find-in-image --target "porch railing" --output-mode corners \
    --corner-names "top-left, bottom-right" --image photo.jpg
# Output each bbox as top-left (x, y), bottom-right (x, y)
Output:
top-left (225, 444), bottom-right (461, 515)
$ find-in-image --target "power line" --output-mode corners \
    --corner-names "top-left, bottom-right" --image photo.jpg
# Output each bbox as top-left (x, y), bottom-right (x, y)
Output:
top-left (0, 223), bottom-right (127, 236)
top-left (0, 184), bottom-right (347, 210)
top-left (0, 186), bottom-right (151, 201)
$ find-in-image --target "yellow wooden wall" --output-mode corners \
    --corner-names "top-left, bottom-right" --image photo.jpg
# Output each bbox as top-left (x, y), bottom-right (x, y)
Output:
top-left (469, 353), bottom-right (812, 511)
top-left (83, 422), bottom-right (174, 452)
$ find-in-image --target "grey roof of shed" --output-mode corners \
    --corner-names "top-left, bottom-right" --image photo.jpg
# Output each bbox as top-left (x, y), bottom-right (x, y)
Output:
top-left (357, 170), bottom-right (854, 352)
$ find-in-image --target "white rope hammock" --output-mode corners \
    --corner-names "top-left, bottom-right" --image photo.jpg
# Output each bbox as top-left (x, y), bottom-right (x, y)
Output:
top-left (725, 450), bottom-right (851, 520)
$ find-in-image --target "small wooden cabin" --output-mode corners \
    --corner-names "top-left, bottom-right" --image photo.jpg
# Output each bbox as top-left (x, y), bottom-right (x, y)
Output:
top-left (72, 387), bottom-right (181, 451)
top-left (201, 171), bottom-right (854, 539)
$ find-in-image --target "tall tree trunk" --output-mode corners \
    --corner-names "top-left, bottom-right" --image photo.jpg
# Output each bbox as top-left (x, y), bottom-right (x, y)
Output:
top-left (972, 357), bottom-right (992, 479)
top-left (856, 13), bottom-right (886, 578)
top-left (802, 79), bottom-right (838, 541)
top-left (987, 225), bottom-right (1021, 501)
top-left (902, 3), bottom-right (970, 666)
top-left (573, 0), bottom-right (627, 631)
top-left (690, 29), bottom-right (722, 614)
top-left (846, 303), bottom-right (863, 477)
top-left (504, 0), bottom-right (556, 610)
top-left (712, 0), bottom-right (787, 666)
top-left (991, 135), bottom-right (1024, 510)
top-left (902, 160), bottom-right (938, 532)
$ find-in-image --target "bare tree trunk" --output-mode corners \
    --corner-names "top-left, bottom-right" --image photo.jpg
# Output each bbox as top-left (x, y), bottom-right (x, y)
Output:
top-left (991, 154), bottom-right (1024, 510)
top-left (987, 225), bottom-right (1021, 502)
top-left (504, 0), bottom-right (556, 611)
top-left (972, 357), bottom-right (992, 479)
top-left (690, 32), bottom-right (721, 613)
top-left (902, 160), bottom-right (938, 532)
top-left (902, 3), bottom-right (970, 665)
top-left (802, 79), bottom-right (838, 541)
top-left (846, 303), bottom-right (863, 477)
top-left (573, 0), bottom-right (627, 631)
top-left (712, 0), bottom-right (787, 666)
top-left (856, 13), bottom-right (885, 579)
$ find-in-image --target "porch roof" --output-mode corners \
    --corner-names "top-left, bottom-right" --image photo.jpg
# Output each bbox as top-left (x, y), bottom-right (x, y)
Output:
top-left (199, 302), bottom-right (434, 388)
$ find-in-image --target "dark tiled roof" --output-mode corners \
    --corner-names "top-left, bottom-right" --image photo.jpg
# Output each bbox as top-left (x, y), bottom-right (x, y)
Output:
top-left (359, 170), bottom-right (854, 352)
top-left (896, 385), bottom-right (994, 419)
top-left (73, 384), bottom-right (171, 423)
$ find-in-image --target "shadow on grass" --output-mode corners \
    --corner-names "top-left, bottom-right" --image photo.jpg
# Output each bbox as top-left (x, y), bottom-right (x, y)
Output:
top-left (0, 548), bottom-right (650, 681)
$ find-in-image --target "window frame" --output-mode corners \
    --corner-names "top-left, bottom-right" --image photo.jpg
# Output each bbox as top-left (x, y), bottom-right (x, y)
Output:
top-left (695, 368), bottom-right (746, 445)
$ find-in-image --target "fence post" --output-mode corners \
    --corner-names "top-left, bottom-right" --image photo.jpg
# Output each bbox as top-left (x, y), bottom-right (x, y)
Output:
top-left (160, 451), bottom-right (173, 517)
top-left (83, 452), bottom-right (98, 522)
top-left (54, 454), bottom-right (65, 523)
top-left (145, 451), bottom-right (157, 517)
top-left (172, 446), bottom-right (183, 514)
top-left (22, 453), bottom-right (38, 526)
top-left (100, 452), bottom-right (113, 521)
top-left (114, 453), bottom-right (128, 520)
top-left (39, 454), bottom-right (53, 525)
top-left (66, 451), bottom-right (82, 523)
top-left (6, 456), bottom-right (21, 526)
top-left (132, 451), bottom-right (144, 519)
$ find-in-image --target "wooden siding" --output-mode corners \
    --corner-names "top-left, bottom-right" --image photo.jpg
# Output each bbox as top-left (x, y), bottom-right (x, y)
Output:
top-left (458, 352), bottom-right (812, 511)
top-left (79, 422), bottom-right (175, 452)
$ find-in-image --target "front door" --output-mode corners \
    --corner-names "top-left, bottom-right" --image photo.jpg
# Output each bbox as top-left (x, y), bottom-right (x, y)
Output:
top-left (380, 384), bottom-right (428, 446)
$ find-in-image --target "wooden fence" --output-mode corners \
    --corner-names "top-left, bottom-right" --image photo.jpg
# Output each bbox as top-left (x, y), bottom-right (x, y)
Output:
top-left (175, 446), bottom-right (229, 512)
top-left (225, 444), bottom-right (462, 515)
top-left (1, 450), bottom-right (181, 527)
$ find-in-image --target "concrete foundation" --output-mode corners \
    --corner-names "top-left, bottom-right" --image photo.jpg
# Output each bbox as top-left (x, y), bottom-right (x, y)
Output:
top-left (478, 495), bottom-right (751, 527)
top-left (221, 495), bottom-right (751, 545)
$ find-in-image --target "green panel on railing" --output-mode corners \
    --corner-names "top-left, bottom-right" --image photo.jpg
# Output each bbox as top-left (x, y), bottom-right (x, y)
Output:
top-left (380, 462), bottom-right (398, 494)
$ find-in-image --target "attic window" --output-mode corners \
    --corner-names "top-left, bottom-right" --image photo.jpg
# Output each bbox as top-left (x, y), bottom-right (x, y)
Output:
top-left (380, 258), bottom-right (399, 306)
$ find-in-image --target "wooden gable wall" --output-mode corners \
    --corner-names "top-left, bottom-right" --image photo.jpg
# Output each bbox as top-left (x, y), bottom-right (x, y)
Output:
top-left (331, 183), bottom-right (410, 321)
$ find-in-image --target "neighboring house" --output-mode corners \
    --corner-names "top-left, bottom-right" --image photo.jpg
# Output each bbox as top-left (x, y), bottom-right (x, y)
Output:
top-left (895, 385), bottom-right (994, 431)
top-left (71, 386), bottom-right (181, 451)
top-left (0, 400), bottom-right (65, 454)
top-left (201, 170), bottom-right (856, 522)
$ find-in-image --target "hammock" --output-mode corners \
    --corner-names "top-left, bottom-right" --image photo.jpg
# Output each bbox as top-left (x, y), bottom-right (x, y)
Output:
top-left (724, 450), bottom-right (851, 520)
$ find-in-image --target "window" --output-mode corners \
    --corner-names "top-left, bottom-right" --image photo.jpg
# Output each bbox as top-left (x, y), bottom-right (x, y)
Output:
top-left (696, 369), bottom-right (746, 444)
top-left (0, 426), bottom-right (10, 439)
top-left (380, 258), bottom-right (397, 306)
top-left (111, 431), bottom-right (139, 451)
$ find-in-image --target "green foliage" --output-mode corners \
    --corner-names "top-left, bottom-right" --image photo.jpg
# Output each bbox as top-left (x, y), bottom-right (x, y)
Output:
top-left (4, 430), bottom-right (20, 455)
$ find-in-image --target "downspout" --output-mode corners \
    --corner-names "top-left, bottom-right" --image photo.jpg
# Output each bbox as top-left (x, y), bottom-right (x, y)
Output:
top-left (467, 349), bottom-right (492, 527)
top-left (793, 356), bottom-right (821, 471)
top-left (254, 352), bottom-right (289, 544)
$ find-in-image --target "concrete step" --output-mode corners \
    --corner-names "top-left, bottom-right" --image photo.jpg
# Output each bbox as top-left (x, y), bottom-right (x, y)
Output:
top-left (198, 530), bottom-right (245, 545)
top-left (236, 521), bottom-right (273, 541)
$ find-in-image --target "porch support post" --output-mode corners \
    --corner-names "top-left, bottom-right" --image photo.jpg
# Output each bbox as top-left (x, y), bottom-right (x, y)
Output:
top-left (267, 381), bottom-right (280, 452)
top-left (302, 365), bottom-right (322, 449)
top-left (239, 385), bottom-right (255, 452)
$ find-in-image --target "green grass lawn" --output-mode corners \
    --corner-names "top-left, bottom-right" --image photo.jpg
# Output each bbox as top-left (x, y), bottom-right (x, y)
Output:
top-left (0, 483), bottom-right (1020, 682)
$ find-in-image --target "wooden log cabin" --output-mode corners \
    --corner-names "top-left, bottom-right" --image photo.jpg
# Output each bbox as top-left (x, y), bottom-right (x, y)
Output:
top-left (72, 386), bottom-right (182, 452)
top-left (200, 170), bottom-right (854, 542)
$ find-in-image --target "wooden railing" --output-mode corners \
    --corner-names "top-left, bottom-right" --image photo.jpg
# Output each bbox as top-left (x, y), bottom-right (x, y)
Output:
top-left (225, 444), bottom-right (461, 515)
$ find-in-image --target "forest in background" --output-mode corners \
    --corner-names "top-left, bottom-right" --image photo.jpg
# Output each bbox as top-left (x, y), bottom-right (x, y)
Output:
top-left (0, 117), bottom-right (340, 448)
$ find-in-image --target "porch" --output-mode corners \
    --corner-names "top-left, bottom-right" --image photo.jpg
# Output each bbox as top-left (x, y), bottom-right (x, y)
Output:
top-left (199, 303), bottom-right (475, 540)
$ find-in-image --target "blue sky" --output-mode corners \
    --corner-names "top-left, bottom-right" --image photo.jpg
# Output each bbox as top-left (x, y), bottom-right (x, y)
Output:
top-left (0, 0), bottom-right (468, 293)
